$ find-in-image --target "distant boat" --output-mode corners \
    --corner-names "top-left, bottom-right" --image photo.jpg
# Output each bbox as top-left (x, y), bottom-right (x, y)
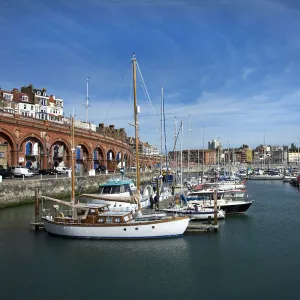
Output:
top-left (186, 189), bottom-right (253, 214)
top-left (160, 205), bottom-right (225, 220)
top-left (249, 174), bottom-right (283, 180)
top-left (282, 175), bottom-right (297, 183)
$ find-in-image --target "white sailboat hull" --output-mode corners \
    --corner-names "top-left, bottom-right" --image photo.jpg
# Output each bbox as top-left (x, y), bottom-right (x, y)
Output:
top-left (42, 216), bottom-right (189, 239)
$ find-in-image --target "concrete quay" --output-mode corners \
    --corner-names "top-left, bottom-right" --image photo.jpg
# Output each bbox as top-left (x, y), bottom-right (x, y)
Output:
top-left (0, 172), bottom-right (154, 209)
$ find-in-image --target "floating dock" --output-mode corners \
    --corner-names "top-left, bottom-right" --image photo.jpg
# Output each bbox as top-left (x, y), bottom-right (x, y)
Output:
top-left (186, 223), bottom-right (219, 233)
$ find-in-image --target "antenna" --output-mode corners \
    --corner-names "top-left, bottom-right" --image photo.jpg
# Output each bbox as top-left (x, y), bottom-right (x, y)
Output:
top-left (82, 77), bottom-right (90, 123)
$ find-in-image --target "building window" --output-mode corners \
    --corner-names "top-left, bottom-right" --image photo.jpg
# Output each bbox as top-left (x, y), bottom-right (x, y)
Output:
top-left (24, 104), bottom-right (27, 109)
top-left (22, 96), bottom-right (28, 102)
top-left (0, 152), bottom-right (4, 158)
top-left (31, 106), bottom-right (34, 110)
top-left (36, 91), bottom-right (41, 95)
top-left (3, 93), bottom-right (13, 101)
top-left (43, 92), bottom-right (46, 96)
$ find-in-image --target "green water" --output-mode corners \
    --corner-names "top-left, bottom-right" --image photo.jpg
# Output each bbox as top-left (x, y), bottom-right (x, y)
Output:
top-left (1, 180), bottom-right (300, 300)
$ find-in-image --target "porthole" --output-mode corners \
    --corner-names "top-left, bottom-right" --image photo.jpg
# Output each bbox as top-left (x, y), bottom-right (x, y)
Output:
top-left (123, 228), bottom-right (126, 231)
top-left (135, 227), bottom-right (138, 230)
top-left (152, 226), bottom-right (155, 229)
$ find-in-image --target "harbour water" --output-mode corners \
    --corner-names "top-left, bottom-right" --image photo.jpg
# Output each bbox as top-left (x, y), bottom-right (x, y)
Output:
top-left (1, 180), bottom-right (300, 299)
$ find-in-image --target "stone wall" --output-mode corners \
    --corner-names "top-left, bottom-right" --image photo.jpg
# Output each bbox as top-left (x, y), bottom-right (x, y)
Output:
top-left (0, 173), bottom-right (154, 208)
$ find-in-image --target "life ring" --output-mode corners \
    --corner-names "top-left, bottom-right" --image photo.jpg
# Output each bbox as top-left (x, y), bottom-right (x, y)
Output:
top-left (57, 212), bottom-right (64, 219)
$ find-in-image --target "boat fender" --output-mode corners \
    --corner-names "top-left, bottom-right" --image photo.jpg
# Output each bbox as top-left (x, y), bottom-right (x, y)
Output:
top-left (58, 212), bottom-right (64, 219)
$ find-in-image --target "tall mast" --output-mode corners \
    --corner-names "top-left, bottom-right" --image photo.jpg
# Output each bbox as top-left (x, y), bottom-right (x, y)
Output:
top-left (202, 126), bottom-right (204, 183)
top-left (160, 86), bottom-right (163, 176)
top-left (71, 115), bottom-right (75, 205)
top-left (132, 54), bottom-right (140, 194)
top-left (180, 121), bottom-right (183, 194)
top-left (174, 116), bottom-right (177, 182)
top-left (188, 114), bottom-right (191, 179)
top-left (84, 77), bottom-right (90, 124)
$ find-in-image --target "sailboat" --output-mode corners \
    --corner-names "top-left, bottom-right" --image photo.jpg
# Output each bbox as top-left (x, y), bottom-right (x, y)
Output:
top-left (41, 54), bottom-right (190, 239)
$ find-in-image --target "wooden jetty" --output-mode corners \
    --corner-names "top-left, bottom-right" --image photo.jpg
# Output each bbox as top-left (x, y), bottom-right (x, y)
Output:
top-left (186, 223), bottom-right (219, 233)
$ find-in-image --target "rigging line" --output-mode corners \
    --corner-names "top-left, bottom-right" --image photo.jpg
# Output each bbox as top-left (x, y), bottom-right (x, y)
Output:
top-left (126, 72), bottom-right (134, 137)
top-left (103, 61), bottom-right (131, 122)
top-left (172, 126), bottom-right (182, 153)
top-left (136, 62), bottom-right (159, 129)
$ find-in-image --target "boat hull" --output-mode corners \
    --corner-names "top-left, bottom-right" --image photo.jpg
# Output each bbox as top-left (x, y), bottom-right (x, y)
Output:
top-left (205, 202), bottom-right (253, 214)
top-left (42, 217), bottom-right (189, 239)
top-left (160, 209), bottom-right (225, 220)
top-left (248, 175), bottom-right (284, 180)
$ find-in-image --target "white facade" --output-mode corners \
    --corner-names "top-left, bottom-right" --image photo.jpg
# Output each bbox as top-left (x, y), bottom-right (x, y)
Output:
top-left (288, 153), bottom-right (300, 163)
top-left (208, 139), bottom-right (221, 150)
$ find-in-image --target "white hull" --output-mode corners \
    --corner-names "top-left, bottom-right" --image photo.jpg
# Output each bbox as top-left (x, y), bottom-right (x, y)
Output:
top-left (249, 175), bottom-right (284, 180)
top-left (223, 191), bottom-right (246, 198)
top-left (42, 216), bottom-right (189, 239)
top-left (161, 208), bottom-right (225, 220)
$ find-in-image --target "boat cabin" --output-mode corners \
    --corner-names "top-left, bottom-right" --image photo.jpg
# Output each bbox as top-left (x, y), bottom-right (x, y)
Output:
top-left (98, 178), bottom-right (136, 195)
top-left (53, 203), bottom-right (134, 224)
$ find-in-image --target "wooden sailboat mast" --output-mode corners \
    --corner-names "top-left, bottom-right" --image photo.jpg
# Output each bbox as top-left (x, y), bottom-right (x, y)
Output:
top-left (71, 115), bottom-right (75, 204)
top-left (132, 54), bottom-right (140, 194)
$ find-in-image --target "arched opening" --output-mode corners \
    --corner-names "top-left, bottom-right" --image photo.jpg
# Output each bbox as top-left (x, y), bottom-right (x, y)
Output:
top-left (106, 149), bottom-right (116, 171)
top-left (20, 137), bottom-right (44, 169)
top-left (0, 131), bottom-right (15, 168)
top-left (51, 143), bottom-right (69, 168)
top-left (76, 143), bottom-right (90, 172)
top-left (116, 152), bottom-right (122, 169)
top-left (93, 146), bottom-right (105, 169)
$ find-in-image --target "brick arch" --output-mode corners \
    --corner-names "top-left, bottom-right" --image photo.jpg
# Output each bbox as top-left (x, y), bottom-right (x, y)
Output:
top-left (75, 141), bottom-right (91, 157)
top-left (106, 148), bottom-right (116, 159)
top-left (50, 138), bottom-right (71, 154)
top-left (93, 144), bottom-right (106, 159)
top-left (19, 133), bottom-right (46, 153)
top-left (0, 129), bottom-right (17, 167)
top-left (49, 139), bottom-right (72, 168)
top-left (75, 141), bottom-right (91, 172)
top-left (18, 134), bottom-right (47, 169)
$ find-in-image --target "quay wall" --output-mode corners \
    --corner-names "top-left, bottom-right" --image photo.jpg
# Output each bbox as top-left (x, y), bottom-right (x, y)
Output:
top-left (0, 173), bottom-right (154, 209)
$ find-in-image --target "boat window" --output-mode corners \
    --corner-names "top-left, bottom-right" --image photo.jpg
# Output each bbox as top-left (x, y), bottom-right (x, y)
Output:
top-left (124, 216), bottom-right (129, 222)
top-left (106, 217), bottom-right (113, 223)
top-left (114, 218), bottom-right (121, 223)
top-left (98, 218), bottom-right (104, 223)
top-left (119, 185), bottom-right (125, 193)
top-left (101, 186), bottom-right (121, 194)
top-left (111, 186), bottom-right (120, 193)
top-left (102, 186), bottom-right (112, 194)
top-left (89, 209), bottom-right (97, 215)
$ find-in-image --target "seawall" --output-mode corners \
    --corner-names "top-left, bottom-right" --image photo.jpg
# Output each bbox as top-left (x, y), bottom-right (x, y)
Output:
top-left (0, 173), bottom-right (154, 209)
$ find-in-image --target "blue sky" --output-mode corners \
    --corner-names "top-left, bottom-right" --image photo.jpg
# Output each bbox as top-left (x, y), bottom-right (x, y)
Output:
top-left (1, 0), bottom-right (300, 151)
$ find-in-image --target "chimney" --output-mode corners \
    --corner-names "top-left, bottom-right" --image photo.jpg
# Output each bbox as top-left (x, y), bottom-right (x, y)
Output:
top-left (109, 125), bottom-right (115, 129)
top-left (29, 84), bottom-right (33, 87)
top-left (99, 123), bottom-right (104, 128)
